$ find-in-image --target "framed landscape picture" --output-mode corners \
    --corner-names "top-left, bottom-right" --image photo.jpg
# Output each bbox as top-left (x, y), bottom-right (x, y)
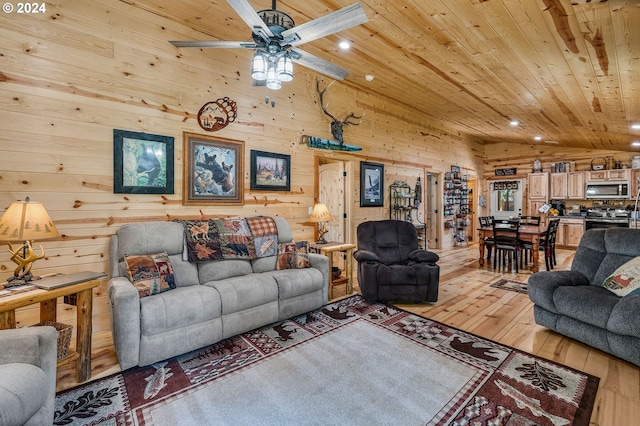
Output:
top-left (250, 150), bottom-right (291, 191)
top-left (113, 129), bottom-right (174, 194)
top-left (183, 132), bottom-right (244, 205)
top-left (360, 161), bottom-right (384, 207)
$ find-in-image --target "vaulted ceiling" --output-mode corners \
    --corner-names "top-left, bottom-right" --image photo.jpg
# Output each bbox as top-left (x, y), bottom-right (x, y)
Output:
top-left (130, 0), bottom-right (640, 152)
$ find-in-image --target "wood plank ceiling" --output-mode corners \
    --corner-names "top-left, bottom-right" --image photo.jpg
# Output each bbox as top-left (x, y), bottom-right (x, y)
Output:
top-left (128, 0), bottom-right (640, 152)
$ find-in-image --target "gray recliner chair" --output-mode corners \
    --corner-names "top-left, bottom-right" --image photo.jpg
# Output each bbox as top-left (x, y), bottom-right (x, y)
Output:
top-left (0, 326), bottom-right (58, 426)
top-left (353, 220), bottom-right (440, 303)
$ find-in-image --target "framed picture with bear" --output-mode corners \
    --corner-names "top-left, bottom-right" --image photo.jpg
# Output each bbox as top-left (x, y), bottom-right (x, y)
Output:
top-left (113, 129), bottom-right (174, 194)
top-left (183, 132), bottom-right (244, 205)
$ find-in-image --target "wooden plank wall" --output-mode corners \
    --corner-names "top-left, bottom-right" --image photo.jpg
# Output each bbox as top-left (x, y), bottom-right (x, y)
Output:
top-left (0, 1), bottom-right (484, 342)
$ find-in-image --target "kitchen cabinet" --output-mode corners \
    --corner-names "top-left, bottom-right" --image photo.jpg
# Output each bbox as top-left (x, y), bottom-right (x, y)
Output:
top-left (567, 172), bottom-right (586, 199)
top-left (587, 169), bottom-right (630, 181)
top-left (557, 218), bottom-right (585, 248)
top-left (527, 172), bottom-right (548, 200)
top-left (550, 172), bottom-right (585, 200)
top-left (550, 173), bottom-right (568, 199)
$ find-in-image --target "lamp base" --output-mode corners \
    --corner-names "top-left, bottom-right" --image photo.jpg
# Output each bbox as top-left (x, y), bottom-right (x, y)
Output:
top-left (315, 238), bottom-right (328, 244)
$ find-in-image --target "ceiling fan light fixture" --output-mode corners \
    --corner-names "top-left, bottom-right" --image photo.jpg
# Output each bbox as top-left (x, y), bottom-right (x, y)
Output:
top-left (251, 52), bottom-right (268, 80)
top-left (266, 64), bottom-right (281, 90)
top-left (276, 55), bottom-right (293, 82)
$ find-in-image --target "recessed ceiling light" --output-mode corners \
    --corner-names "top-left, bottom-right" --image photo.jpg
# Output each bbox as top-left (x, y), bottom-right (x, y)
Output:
top-left (510, 120), bottom-right (519, 126)
top-left (632, 123), bottom-right (640, 130)
top-left (365, 74), bottom-right (374, 81)
top-left (339, 41), bottom-right (350, 50)
top-left (534, 136), bottom-right (542, 141)
top-left (632, 141), bottom-right (640, 147)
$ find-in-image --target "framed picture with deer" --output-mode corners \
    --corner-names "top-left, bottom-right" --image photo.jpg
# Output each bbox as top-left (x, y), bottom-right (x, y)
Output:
top-left (182, 132), bottom-right (244, 205)
top-left (113, 129), bottom-right (174, 194)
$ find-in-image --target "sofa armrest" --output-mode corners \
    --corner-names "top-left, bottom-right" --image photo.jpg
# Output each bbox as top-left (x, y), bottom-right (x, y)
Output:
top-left (408, 249), bottom-right (439, 263)
top-left (353, 250), bottom-right (382, 263)
top-left (528, 270), bottom-right (590, 313)
top-left (107, 277), bottom-right (142, 370)
top-left (308, 252), bottom-right (329, 301)
top-left (0, 326), bottom-right (57, 371)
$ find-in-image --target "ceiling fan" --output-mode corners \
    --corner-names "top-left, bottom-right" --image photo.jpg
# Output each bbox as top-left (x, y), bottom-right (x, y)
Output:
top-left (169, 0), bottom-right (369, 89)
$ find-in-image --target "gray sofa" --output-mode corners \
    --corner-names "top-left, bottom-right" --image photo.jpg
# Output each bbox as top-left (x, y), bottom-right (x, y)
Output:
top-left (0, 326), bottom-right (58, 426)
top-left (528, 228), bottom-right (640, 366)
top-left (108, 217), bottom-right (329, 370)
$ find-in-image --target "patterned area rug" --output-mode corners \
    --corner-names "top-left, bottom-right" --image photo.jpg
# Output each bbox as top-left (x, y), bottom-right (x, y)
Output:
top-left (54, 295), bottom-right (598, 425)
top-left (491, 278), bottom-right (528, 294)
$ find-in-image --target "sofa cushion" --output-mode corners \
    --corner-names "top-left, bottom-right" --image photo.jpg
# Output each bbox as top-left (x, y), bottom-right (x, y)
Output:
top-left (205, 274), bottom-right (279, 315)
top-left (264, 268), bottom-right (324, 299)
top-left (0, 363), bottom-right (48, 426)
top-left (139, 286), bottom-right (221, 336)
top-left (198, 259), bottom-right (253, 282)
top-left (603, 256), bottom-right (640, 297)
top-left (125, 252), bottom-right (177, 298)
top-left (276, 241), bottom-right (310, 270)
top-left (608, 293), bottom-right (640, 336)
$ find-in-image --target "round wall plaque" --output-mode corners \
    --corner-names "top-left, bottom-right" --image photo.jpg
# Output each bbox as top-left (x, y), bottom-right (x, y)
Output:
top-left (197, 97), bottom-right (237, 132)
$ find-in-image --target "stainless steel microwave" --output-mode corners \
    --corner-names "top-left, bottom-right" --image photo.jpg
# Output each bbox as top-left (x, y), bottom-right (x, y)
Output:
top-left (585, 181), bottom-right (629, 199)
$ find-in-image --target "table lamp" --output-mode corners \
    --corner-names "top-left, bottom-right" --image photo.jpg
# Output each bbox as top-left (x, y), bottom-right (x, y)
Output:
top-left (309, 203), bottom-right (333, 244)
top-left (0, 197), bottom-right (59, 284)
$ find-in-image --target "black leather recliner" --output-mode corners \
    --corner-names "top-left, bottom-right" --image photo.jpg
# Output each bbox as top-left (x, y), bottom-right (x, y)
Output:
top-left (353, 220), bottom-right (440, 303)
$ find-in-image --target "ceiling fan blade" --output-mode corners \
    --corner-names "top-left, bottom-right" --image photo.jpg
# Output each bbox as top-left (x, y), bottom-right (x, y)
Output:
top-left (169, 40), bottom-right (257, 49)
top-left (281, 3), bottom-right (368, 46)
top-left (291, 48), bottom-right (350, 80)
top-left (227, 0), bottom-right (274, 42)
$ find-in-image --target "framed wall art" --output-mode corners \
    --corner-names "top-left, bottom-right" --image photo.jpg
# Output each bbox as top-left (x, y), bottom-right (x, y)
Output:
top-left (360, 161), bottom-right (384, 207)
top-left (183, 132), bottom-right (244, 205)
top-left (250, 150), bottom-right (291, 191)
top-left (113, 129), bottom-right (174, 194)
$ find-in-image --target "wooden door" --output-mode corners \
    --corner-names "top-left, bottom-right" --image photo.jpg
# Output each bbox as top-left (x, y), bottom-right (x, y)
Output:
top-left (319, 162), bottom-right (345, 243)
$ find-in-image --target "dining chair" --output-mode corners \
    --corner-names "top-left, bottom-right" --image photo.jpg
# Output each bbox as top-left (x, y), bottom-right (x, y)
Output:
top-left (478, 217), bottom-right (495, 260)
top-left (518, 215), bottom-right (541, 265)
top-left (518, 215), bottom-right (541, 225)
top-left (541, 218), bottom-right (561, 270)
top-left (491, 219), bottom-right (522, 272)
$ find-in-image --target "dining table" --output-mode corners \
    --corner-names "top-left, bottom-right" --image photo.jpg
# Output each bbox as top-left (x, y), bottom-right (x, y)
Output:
top-left (477, 224), bottom-right (547, 273)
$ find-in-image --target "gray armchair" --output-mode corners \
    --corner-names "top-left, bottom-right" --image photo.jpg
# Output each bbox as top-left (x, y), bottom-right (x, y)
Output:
top-left (0, 326), bottom-right (58, 426)
top-left (353, 220), bottom-right (440, 303)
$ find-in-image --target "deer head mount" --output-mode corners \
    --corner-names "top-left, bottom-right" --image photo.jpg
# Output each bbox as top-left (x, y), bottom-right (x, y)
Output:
top-left (316, 78), bottom-right (364, 145)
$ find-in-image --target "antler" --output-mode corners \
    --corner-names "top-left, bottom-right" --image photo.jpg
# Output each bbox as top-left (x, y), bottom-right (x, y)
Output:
top-left (316, 78), bottom-right (339, 123)
top-left (315, 78), bottom-right (365, 144)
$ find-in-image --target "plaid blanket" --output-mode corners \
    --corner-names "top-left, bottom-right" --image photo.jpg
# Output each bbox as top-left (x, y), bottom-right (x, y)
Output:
top-left (178, 217), bottom-right (278, 262)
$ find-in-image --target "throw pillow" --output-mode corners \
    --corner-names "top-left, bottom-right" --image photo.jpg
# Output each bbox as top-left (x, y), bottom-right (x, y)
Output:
top-left (276, 241), bottom-right (310, 270)
top-left (603, 257), bottom-right (640, 297)
top-left (124, 252), bottom-right (177, 298)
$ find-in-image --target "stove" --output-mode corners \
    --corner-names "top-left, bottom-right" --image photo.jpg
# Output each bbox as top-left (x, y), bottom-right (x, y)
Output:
top-left (585, 208), bottom-right (630, 230)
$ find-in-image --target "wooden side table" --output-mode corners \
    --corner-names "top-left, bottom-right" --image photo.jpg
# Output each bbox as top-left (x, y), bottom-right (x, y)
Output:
top-left (308, 242), bottom-right (356, 300)
top-left (0, 271), bottom-right (105, 382)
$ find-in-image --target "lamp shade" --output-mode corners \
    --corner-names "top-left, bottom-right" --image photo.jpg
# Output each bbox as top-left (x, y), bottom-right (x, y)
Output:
top-left (251, 52), bottom-right (268, 81)
top-left (0, 197), bottom-right (59, 242)
top-left (309, 203), bottom-right (333, 223)
top-left (276, 55), bottom-right (293, 82)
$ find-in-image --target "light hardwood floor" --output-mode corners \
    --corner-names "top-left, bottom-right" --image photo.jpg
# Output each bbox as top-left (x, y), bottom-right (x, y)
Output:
top-left (56, 244), bottom-right (640, 425)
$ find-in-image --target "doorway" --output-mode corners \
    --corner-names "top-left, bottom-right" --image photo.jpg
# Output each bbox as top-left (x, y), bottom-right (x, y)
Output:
top-left (426, 173), bottom-right (440, 249)
top-left (317, 157), bottom-right (351, 243)
top-left (489, 179), bottom-right (523, 220)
